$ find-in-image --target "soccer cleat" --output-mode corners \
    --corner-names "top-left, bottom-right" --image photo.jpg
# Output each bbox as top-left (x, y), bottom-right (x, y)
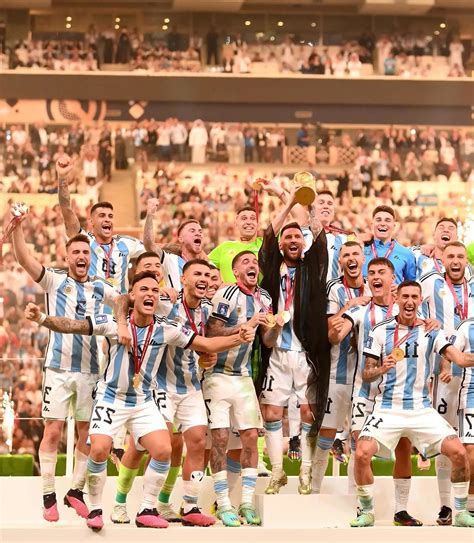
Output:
top-left (393, 510), bottom-right (423, 526)
top-left (111, 503), bottom-right (130, 524)
top-left (288, 436), bottom-right (302, 461)
top-left (157, 502), bottom-right (181, 522)
top-left (258, 459), bottom-right (272, 477)
top-left (109, 447), bottom-right (124, 469)
top-left (180, 506), bottom-right (216, 527)
top-left (454, 511), bottom-right (474, 527)
top-left (238, 503), bottom-right (261, 525)
top-left (135, 508), bottom-right (169, 528)
top-left (350, 512), bottom-right (375, 527)
top-left (331, 438), bottom-right (348, 464)
top-left (298, 466), bottom-right (312, 495)
top-left (64, 488), bottom-right (89, 518)
top-left (264, 472), bottom-right (288, 495)
top-left (43, 492), bottom-right (59, 522)
top-left (216, 506), bottom-right (241, 527)
top-left (436, 505), bottom-right (452, 526)
top-left (87, 509), bottom-right (104, 531)
top-left (210, 500), bottom-right (218, 516)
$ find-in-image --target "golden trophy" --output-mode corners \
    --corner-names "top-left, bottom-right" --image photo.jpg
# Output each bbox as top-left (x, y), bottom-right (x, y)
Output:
top-left (292, 171), bottom-right (316, 206)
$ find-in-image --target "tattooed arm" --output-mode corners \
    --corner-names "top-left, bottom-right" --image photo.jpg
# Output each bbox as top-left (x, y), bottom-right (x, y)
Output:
top-left (56, 158), bottom-right (81, 237)
top-left (308, 201), bottom-right (323, 240)
top-left (362, 354), bottom-right (396, 382)
top-left (25, 303), bottom-right (91, 335)
top-left (114, 294), bottom-right (132, 347)
top-left (143, 198), bottom-right (162, 256)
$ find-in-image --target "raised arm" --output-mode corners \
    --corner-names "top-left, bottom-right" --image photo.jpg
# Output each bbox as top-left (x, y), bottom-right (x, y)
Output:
top-left (56, 158), bottom-right (81, 237)
top-left (114, 294), bottom-right (133, 347)
top-left (271, 187), bottom-right (297, 235)
top-left (25, 303), bottom-right (90, 335)
top-left (11, 212), bottom-right (43, 282)
top-left (143, 198), bottom-right (162, 256)
top-left (308, 200), bottom-right (323, 240)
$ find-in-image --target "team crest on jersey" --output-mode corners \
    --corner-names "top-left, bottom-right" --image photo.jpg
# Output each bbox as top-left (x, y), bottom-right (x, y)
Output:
top-left (216, 302), bottom-right (229, 316)
top-left (365, 336), bottom-right (373, 349)
top-left (422, 260), bottom-right (430, 270)
top-left (439, 289), bottom-right (446, 298)
top-left (64, 285), bottom-right (73, 294)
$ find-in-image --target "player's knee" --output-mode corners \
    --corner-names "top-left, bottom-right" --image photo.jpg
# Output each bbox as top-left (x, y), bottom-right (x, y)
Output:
top-left (448, 445), bottom-right (467, 467)
top-left (42, 422), bottom-right (63, 446)
top-left (186, 435), bottom-right (206, 454)
top-left (354, 443), bottom-right (373, 466)
top-left (90, 443), bottom-right (111, 462)
top-left (240, 428), bottom-right (258, 447)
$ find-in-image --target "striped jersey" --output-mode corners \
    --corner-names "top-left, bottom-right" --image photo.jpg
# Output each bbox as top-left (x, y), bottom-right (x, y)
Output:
top-left (38, 267), bottom-right (118, 374)
top-left (302, 227), bottom-right (346, 280)
top-left (364, 317), bottom-right (450, 410)
top-left (156, 291), bottom-right (213, 394)
top-left (207, 284), bottom-right (272, 376)
top-left (344, 301), bottom-right (399, 400)
top-left (160, 251), bottom-right (186, 290)
top-left (80, 228), bottom-right (145, 294)
top-left (449, 319), bottom-right (474, 409)
top-left (413, 247), bottom-right (474, 280)
top-left (420, 271), bottom-right (474, 376)
top-left (327, 276), bottom-right (371, 385)
top-left (275, 265), bottom-right (303, 352)
top-left (88, 313), bottom-right (195, 406)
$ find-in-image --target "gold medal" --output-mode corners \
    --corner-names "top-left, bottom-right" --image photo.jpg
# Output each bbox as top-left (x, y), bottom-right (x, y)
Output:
top-left (266, 314), bottom-right (276, 328)
top-left (281, 310), bottom-right (291, 324)
top-left (391, 347), bottom-right (405, 362)
top-left (132, 373), bottom-right (141, 389)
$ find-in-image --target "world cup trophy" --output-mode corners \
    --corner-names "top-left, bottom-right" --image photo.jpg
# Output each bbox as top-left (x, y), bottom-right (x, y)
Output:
top-left (291, 171), bottom-right (316, 206)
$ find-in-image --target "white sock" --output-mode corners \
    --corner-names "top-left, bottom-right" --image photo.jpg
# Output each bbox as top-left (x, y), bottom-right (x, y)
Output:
top-left (182, 471), bottom-right (203, 514)
top-left (39, 450), bottom-right (57, 495)
top-left (241, 467), bottom-right (258, 505)
top-left (140, 459), bottom-right (170, 512)
top-left (87, 458), bottom-right (107, 511)
top-left (226, 456), bottom-right (241, 496)
top-left (436, 455), bottom-right (452, 508)
top-left (264, 421), bottom-right (283, 474)
top-left (453, 481), bottom-right (469, 513)
top-left (311, 436), bottom-right (333, 493)
top-left (71, 449), bottom-right (88, 491)
top-left (357, 484), bottom-right (374, 514)
top-left (213, 470), bottom-right (231, 509)
top-left (394, 478), bottom-right (411, 514)
top-left (300, 422), bottom-right (314, 470)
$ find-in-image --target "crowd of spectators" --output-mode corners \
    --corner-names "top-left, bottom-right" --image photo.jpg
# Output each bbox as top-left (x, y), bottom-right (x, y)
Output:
top-left (3, 24), bottom-right (470, 77)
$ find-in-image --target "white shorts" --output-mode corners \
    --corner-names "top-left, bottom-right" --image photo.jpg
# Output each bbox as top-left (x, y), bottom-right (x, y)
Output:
top-left (351, 396), bottom-right (375, 433)
top-left (458, 408), bottom-right (474, 444)
top-left (321, 382), bottom-right (352, 432)
top-left (359, 407), bottom-right (456, 459)
top-left (154, 389), bottom-right (208, 433)
top-left (432, 375), bottom-right (462, 429)
top-left (42, 367), bottom-right (97, 421)
top-left (259, 348), bottom-right (309, 407)
top-left (201, 373), bottom-right (262, 431)
top-left (89, 395), bottom-right (167, 449)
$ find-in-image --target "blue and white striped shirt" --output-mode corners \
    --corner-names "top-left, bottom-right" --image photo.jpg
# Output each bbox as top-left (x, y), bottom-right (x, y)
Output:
top-left (450, 319), bottom-right (474, 409)
top-left (39, 267), bottom-right (118, 373)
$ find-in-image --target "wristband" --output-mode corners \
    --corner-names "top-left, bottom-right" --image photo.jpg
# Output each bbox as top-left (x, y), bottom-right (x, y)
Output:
top-left (38, 312), bottom-right (47, 325)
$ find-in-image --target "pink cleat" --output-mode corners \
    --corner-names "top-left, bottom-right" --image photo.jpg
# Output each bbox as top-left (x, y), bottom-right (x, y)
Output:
top-left (43, 493), bottom-right (59, 522)
top-left (64, 488), bottom-right (89, 518)
top-left (180, 506), bottom-right (216, 527)
top-left (87, 509), bottom-right (104, 531)
top-left (135, 508), bottom-right (169, 528)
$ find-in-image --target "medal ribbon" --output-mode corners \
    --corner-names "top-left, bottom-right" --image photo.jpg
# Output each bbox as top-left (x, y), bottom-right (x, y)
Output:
top-left (182, 296), bottom-right (205, 335)
top-left (369, 297), bottom-right (394, 327)
top-left (433, 257), bottom-right (443, 274)
top-left (445, 277), bottom-right (468, 320)
top-left (100, 239), bottom-right (114, 279)
top-left (325, 224), bottom-right (354, 236)
top-left (237, 281), bottom-right (271, 313)
top-left (284, 272), bottom-right (295, 311)
top-left (130, 315), bottom-right (154, 379)
top-left (343, 277), bottom-right (362, 300)
top-left (370, 240), bottom-right (395, 260)
top-left (393, 323), bottom-right (416, 351)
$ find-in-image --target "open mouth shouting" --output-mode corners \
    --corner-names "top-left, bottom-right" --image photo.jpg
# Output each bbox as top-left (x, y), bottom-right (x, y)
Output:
top-left (440, 234), bottom-right (451, 243)
top-left (347, 261), bottom-right (359, 275)
top-left (195, 281), bottom-right (208, 296)
top-left (142, 298), bottom-right (155, 311)
top-left (192, 236), bottom-right (202, 251)
top-left (376, 225), bottom-right (389, 236)
top-left (288, 243), bottom-right (300, 258)
top-left (246, 269), bottom-right (258, 283)
top-left (76, 260), bottom-right (87, 272)
top-left (403, 303), bottom-right (416, 317)
top-left (370, 278), bottom-right (383, 293)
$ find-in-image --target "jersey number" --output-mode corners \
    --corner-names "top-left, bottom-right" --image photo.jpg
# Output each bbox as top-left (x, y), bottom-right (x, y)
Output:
top-left (92, 406), bottom-right (115, 425)
top-left (262, 375), bottom-right (275, 393)
top-left (204, 399), bottom-right (212, 424)
top-left (363, 415), bottom-right (383, 430)
top-left (352, 402), bottom-right (365, 418)
top-left (404, 341), bottom-right (419, 358)
top-left (437, 398), bottom-right (448, 415)
top-left (154, 391), bottom-right (167, 412)
top-left (325, 397), bottom-right (333, 414)
top-left (43, 386), bottom-right (52, 405)
top-left (102, 259), bottom-right (116, 276)
top-left (465, 413), bottom-right (474, 430)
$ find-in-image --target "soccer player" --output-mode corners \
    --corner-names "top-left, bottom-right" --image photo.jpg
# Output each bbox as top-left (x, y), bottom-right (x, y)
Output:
top-left (330, 258), bottom-right (425, 526)
top-left (143, 197), bottom-right (206, 289)
top-left (11, 210), bottom-right (118, 522)
top-left (57, 157), bottom-right (145, 294)
top-left (203, 250), bottom-right (275, 527)
top-left (420, 241), bottom-right (474, 524)
top-left (258, 188), bottom-right (329, 496)
top-left (208, 207), bottom-right (262, 284)
top-left (111, 259), bottom-right (217, 527)
top-left (449, 318), bottom-right (474, 513)
top-left (312, 241), bottom-right (370, 493)
top-left (25, 272), bottom-right (251, 531)
top-left (362, 206), bottom-right (416, 284)
top-left (351, 280), bottom-right (474, 528)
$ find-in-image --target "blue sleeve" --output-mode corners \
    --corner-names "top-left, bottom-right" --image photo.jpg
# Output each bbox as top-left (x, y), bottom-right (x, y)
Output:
top-left (405, 249), bottom-right (417, 281)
